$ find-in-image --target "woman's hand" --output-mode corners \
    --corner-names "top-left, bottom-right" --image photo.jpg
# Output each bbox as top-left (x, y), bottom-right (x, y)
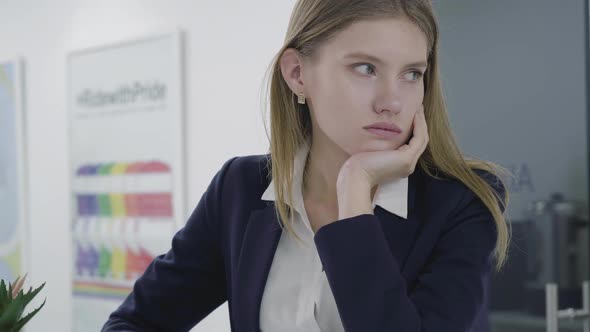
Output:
top-left (338, 104), bottom-right (428, 188)
top-left (335, 105), bottom-right (429, 219)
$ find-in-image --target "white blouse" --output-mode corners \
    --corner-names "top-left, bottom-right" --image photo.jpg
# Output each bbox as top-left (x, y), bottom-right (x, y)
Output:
top-left (259, 143), bottom-right (409, 331)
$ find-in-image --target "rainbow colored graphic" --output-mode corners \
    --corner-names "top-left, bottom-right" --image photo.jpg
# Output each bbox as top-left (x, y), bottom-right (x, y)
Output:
top-left (72, 160), bottom-right (173, 299)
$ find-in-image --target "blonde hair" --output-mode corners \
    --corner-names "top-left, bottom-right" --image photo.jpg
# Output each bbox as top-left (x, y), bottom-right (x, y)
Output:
top-left (262, 0), bottom-right (511, 271)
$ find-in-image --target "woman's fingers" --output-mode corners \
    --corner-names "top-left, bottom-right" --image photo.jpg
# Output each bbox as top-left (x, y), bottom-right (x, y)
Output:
top-left (398, 107), bottom-right (428, 171)
top-left (397, 144), bottom-right (410, 152)
top-left (406, 107), bottom-right (428, 155)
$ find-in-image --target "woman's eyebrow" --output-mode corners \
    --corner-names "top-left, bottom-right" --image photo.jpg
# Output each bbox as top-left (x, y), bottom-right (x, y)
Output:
top-left (343, 52), bottom-right (428, 68)
top-left (404, 61), bottom-right (428, 68)
top-left (343, 52), bottom-right (385, 64)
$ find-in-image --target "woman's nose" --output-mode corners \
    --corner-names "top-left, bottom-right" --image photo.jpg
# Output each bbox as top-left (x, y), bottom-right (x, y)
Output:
top-left (374, 95), bottom-right (402, 115)
top-left (373, 80), bottom-right (403, 115)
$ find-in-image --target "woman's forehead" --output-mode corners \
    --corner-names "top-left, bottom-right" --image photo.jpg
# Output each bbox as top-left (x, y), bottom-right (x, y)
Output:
top-left (315, 18), bottom-right (429, 65)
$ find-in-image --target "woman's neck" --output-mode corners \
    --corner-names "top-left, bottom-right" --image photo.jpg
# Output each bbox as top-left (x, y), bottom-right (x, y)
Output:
top-left (302, 138), bottom-right (378, 205)
top-left (302, 141), bottom-right (346, 205)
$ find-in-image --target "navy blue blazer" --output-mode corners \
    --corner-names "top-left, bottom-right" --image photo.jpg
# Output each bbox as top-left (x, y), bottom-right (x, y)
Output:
top-left (102, 154), bottom-right (504, 332)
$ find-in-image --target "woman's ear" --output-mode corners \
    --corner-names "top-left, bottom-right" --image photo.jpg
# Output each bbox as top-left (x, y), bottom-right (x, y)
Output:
top-left (280, 48), bottom-right (306, 96)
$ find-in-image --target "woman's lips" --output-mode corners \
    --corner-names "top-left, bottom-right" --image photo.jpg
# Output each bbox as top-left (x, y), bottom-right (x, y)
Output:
top-left (364, 127), bottom-right (402, 139)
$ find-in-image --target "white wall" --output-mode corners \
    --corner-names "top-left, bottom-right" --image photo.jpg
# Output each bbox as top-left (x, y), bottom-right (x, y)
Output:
top-left (0, 0), bottom-right (296, 330)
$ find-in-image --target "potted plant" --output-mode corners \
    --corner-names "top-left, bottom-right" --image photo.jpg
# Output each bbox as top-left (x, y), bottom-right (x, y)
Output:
top-left (0, 274), bottom-right (46, 332)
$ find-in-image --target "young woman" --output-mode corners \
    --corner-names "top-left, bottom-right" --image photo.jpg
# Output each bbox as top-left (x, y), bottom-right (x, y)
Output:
top-left (102, 0), bottom-right (510, 331)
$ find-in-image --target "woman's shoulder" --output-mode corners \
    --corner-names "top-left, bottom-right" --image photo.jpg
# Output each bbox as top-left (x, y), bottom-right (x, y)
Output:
top-left (215, 153), bottom-right (272, 195)
top-left (417, 167), bottom-right (506, 214)
top-left (419, 165), bottom-right (504, 193)
top-left (223, 153), bottom-right (271, 180)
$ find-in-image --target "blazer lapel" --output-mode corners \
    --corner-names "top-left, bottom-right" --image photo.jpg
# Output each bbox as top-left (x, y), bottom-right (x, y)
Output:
top-left (234, 203), bottom-right (282, 332)
top-left (232, 169), bottom-right (425, 330)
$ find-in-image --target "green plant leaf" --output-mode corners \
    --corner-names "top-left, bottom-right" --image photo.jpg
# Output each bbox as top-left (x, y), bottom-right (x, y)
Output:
top-left (0, 296), bottom-right (25, 331)
top-left (10, 275), bottom-right (25, 301)
top-left (12, 297), bottom-right (46, 332)
top-left (21, 283), bottom-right (45, 307)
top-left (8, 282), bottom-right (12, 301)
top-left (0, 278), bottom-right (45, 332)
top-left (0, 279), bottom-right (8, 313)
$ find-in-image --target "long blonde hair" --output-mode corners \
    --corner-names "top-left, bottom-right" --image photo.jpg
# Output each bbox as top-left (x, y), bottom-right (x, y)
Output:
top-left (263, 0), bottom-right (511, 271)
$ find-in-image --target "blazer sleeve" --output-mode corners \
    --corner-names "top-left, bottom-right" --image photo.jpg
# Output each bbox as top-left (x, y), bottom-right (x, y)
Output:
top-left (313, 179), bottom-right (504, 332)
top-left (101, 157), bottom-right (237, 332)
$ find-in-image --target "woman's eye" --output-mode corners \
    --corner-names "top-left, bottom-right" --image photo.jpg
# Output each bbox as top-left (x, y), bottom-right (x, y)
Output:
top-left (354, 63), bottom-right (376, 76)
top-left (404, 70), bottom-right (424, 81)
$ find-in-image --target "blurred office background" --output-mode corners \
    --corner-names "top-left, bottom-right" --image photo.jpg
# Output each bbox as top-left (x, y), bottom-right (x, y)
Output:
top-left (435, 1), bottom-right (589, 331)
top-left (0, 0), bottom-right (588, 331)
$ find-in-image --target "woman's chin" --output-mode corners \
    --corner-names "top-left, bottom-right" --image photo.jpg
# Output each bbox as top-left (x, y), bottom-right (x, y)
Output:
top-left (358, 139), bottom-right (403, 152)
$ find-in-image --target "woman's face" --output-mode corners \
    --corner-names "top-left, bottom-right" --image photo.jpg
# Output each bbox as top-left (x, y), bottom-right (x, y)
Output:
top-left (301, 17), bottom-right (428, 155)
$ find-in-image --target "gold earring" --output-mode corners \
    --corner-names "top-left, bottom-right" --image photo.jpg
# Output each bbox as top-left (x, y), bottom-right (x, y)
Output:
top-left (297, 93), bottom-right (306, 105)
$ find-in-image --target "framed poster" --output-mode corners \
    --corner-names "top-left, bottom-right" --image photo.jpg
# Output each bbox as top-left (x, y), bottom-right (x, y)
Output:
top-left (0, 59), bottom-right (28, 286)
top-left (67, 31), bottom-right (185, 331)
